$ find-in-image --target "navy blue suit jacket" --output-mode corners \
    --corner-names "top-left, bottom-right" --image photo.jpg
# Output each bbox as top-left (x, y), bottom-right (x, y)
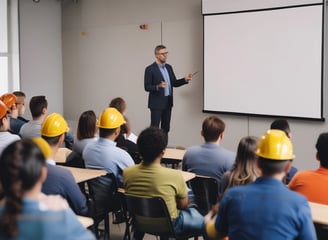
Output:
top-left (144, 62), bottom-right (188, 110)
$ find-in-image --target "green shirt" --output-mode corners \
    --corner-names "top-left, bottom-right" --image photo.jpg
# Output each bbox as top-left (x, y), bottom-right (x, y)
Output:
top-left (123, 163), bottom-right (188, 219)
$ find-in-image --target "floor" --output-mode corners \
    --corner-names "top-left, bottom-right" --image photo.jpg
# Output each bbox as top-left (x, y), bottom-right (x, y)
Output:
top-left (97, 214), bottom-right (154, 240)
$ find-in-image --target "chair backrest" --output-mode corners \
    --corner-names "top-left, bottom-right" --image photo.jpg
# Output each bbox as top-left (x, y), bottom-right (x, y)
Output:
top-left (314, 222), bottom-right (328, 240)
top-left (87, 173), bottom-right (121, 217)
top-left (124, 194), bottom-right (175, 237)
top-left (65, 151), bottom-right (85, 168)
top-left (189, 175), bottom-right (219, 215)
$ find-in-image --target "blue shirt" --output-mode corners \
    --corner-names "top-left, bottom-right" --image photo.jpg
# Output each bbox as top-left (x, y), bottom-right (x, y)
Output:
top-left (0, 199), bottom-right (95, 240)
top-left (215, 177), bottom-right (316, 240)
top-left (158, 64), bottom-right (171, 96)
top-left (83, 138), bottom-right (134, 186)
top-left (182, 143), bottom-right (235, 191)
top-left (42, 164), bottom-right (88, 216)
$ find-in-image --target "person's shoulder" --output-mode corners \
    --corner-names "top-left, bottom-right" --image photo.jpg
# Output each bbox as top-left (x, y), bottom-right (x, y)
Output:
top-left (47, 164), bottom-right (73, 179)
top-left (39, 194), bottom-right (69, 211)
top-left (185, 145), bottom-right (203, 154)
top-left (146, 62), bottom-right (157, 69)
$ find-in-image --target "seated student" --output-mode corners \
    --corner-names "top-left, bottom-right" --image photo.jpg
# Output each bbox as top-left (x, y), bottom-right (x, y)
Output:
top-left (123, 127), bottom-right (205, 240)
top-left (219, 136), bottom-right (259, 198)
top-left (19, 95), bottom-right (48, 138)
top-left (0, 93), bottom-right (19, 133)
top-left (73, 110), bottom-right (98, 155)
top-left (289, 132), bottom-right (328, 205)
top-left (0, 100), bottom-right (20, 156)
top-left (206, 130), bottom-right (316, 240)
top-left (109, 97), bottom-right (137, 143)
top-left (182, 116), bottom-right (235, 191)
top-left (0, 139), bottom-right (95, 240)
top-left (9, 91), bottom-right (28, 134)
top-left (41, 113), bottom-right (88, 216)
top-left (13, 91), bottom-right (29, 123)
top-left (83, 108), bottom-right (134, 187)
top-left (270, 119), bottom-right (298, 184)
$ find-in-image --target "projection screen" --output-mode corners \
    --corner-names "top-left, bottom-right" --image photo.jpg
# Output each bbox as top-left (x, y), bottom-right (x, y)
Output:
top-left (203, 2), bottom-right (324, 120)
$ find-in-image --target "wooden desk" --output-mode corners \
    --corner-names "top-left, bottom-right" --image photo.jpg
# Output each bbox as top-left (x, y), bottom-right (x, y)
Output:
top-left (77, 215), bottom-right (94, 228)
top-left (310, 202), bottom-right (328, 225)
top-left (181, 170), bottom-right (196, 182)
top-left (161, 148), bottom-right (186, 168)
top-left (59, 166), bottom-right (107, 183)
top-left (54, 147), bottom-right (72, 164)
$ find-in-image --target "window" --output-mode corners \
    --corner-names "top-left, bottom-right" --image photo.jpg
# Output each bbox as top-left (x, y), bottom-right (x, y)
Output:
top-left (0, 0), bottom-right (20, 94)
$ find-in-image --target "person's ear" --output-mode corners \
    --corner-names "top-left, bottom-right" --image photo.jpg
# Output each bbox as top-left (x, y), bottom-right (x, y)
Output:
top-left (40, 166), bottom-right (48, 183)
top-left (115, 127), bottom-right (121, 136)
top-left (284, 161), bottom-right (292, 174)
top-left (316, 152), bottom-right (320, 162)
top-left (41, 107), bottom-right (47, 115)
top-left (220, 132), bottom-right (225, 140)
top-left (161, 148), bottom-right (166, 157)
top-left (58, 134), bottom-right (65, 146)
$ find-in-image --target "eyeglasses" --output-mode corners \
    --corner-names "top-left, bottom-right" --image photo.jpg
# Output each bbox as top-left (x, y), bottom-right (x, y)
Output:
top-left (157, 52), bottom-right (168, 56)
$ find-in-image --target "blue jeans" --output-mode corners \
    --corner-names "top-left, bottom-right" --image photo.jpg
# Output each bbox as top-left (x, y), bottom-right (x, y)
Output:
top-left (173, 208), bottom-right (204, 236)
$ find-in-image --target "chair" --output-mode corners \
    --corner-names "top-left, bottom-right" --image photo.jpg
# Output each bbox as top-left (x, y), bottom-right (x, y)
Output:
top-left (65, 151), bottom-right (85, 168)
top-left (314, 222), bottom-right (328, 240)
top-left (64, 151), bottom-right (86, 194)
top-left (189, 175), bottom-right (219, 215)
top-left (87, 173), bottom-right (122, 240)
top-left (124, 194), bottom-right (200, 240)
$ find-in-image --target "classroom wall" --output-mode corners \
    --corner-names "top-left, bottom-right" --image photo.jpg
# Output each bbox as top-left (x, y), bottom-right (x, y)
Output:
top-left (19, 0), bottom-right (63, 117)
top-left (19, 0), bottom-right (328, 170)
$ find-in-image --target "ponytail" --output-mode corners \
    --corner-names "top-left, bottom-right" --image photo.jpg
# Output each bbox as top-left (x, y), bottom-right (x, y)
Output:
top-left (0, 140), bottom-right (45, 238)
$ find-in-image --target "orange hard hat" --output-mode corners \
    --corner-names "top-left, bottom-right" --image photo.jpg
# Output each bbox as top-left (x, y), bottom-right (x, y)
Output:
top-left (0, 93), bottom-right (17, 109)
top-left (0, 100), bottom-right (9, 119)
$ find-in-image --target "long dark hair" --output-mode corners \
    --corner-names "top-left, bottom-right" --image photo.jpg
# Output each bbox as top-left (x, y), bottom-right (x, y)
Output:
top-left (76, 110), bottom-right (97, 140)
top-left (0, 139), bottom-right (46, 239)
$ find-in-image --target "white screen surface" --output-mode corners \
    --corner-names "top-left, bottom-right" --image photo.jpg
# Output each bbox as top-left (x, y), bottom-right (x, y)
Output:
top-left (203, 5), bottom-right (323, 119)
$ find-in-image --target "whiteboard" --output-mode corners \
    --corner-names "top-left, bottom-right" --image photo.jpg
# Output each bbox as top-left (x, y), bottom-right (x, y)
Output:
top-left (203, 4), bottom-right (324, 119)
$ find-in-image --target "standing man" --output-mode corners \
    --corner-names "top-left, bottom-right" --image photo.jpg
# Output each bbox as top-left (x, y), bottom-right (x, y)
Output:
top-left (144, 45), bottom-right (192, 134)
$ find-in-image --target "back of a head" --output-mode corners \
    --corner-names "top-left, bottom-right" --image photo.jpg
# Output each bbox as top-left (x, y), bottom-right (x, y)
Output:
top-left (270, 119), bottom-right (290, 137)
top-left (137, 127), bottom-right (168, 164)
top-left (29, 96), bottom-right (48, 118)
top-left (109, 97), bottom-right (126, 114)
top-left (0, 139), bottom-right (46, 238)
top-left (12, 91), bottom-right (26, 98)
top-left (202, 116), bottom-right (225, 142)
top-left (256, 129), bottom-right (294, 176)
top-left (235, 136), bottom-right (259, 166)
top-left (316, 132), bottom-right (328, 168)
top-left (225, 136), bottom-right (259, 190)
top-left (77, 110), bottom-right (97, 140)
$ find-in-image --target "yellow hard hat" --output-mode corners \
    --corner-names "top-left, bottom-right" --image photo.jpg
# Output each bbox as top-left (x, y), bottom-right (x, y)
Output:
top-left (0, 93), bottom-right (17, 109)
top-left (32, 137), bottom-right (51, 159)
top-left (97, 107), bottom-right (125, 129)
top-left (41, 113), bottom-right (68, 137)
top-left (0, 100), bottom-right (9, 119)
top-left (256, 129), bottom-right (295, 160)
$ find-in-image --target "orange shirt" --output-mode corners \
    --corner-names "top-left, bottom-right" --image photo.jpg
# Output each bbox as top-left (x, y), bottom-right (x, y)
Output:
top-left (288, 166), bottom-right (328, 205)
